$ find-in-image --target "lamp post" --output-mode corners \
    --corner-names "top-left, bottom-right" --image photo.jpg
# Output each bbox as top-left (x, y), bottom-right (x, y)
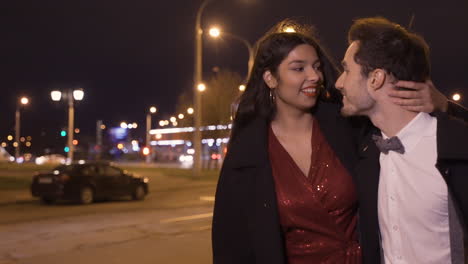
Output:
top-left (193, 0), bottom-right (214, 176)
top-left (14, 96), bottom-right (29, 161)
top-left (51, 89), bottom-right (84, 163)
top-left (208, 27), bottom-right (254, 80)
top-left (146, 106), bottom-right (157, 163)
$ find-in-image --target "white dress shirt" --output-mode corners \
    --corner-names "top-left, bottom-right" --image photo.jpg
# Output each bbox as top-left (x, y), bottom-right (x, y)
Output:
top-left (378, 112), bottom-right (451, 264)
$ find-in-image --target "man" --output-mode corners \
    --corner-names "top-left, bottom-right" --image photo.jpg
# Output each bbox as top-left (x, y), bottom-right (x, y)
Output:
top-left (335, 17), bottom-right (468, 263)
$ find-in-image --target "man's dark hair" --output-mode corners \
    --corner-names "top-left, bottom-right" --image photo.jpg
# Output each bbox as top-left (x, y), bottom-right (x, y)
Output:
top-left (348, 17), bottom-right (430, 82)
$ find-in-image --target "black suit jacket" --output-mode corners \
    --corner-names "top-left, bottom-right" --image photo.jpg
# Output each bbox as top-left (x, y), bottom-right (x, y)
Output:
top-left (212, 102), bottom-right (359, 264)
top-left (356, 112), bottom-right (468, 263)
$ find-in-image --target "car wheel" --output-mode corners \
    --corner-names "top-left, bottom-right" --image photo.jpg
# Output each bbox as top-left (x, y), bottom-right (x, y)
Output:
top-left (41, 196), bottom-right (56, 204)
top-left (132, 185), bottom-right (146, 200)
top-left (79, 186), bottom-right (94, 205)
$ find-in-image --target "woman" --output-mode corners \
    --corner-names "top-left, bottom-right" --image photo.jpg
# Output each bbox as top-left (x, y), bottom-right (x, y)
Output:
top-left (211, 20), bottom-right (446, 264)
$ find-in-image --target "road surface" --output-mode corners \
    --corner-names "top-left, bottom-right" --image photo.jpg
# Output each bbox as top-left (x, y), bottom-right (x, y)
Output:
top-left (0, 169), bottom-right (217, 264)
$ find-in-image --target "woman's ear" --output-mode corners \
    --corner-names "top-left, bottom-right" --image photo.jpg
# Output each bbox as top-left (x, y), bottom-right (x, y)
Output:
top-left (263, 71), bottom-right (277, 89)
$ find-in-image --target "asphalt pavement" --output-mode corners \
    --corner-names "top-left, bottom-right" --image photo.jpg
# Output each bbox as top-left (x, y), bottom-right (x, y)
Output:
top-left (0, 168), bottom-right (217, 264)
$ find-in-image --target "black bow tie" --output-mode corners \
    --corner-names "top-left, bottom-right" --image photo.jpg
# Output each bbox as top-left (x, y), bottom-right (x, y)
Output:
top-left (372, 135), bottom-right (405, 154)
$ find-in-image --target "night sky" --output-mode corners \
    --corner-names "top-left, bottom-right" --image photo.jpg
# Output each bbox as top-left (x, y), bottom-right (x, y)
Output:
top-left (2, 0), bottom-right (467, 155)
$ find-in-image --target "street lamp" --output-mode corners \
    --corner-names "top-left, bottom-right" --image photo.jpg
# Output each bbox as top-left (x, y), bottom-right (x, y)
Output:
top-left (208, 26), bottom-right (254, 80)
top-left (15, 96), bottom-right (29, 161)
top-left (50, 89), bottom-right (84, 162)
top-left (146, 106), bottom-right (157, 163)
top-left (452, 93), bottom-right (461, 102)
top-left (187, 107), bottom-right (194, 115)
top-left (193, 0), bottom-right (214, 176)
top-left (283, 26), bottom-right (296, 33)
top-left (197, 83), bottom-right (206, 92)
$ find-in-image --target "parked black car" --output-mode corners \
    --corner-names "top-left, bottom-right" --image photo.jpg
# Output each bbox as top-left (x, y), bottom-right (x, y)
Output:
top-left (31, 162), bottom-right (149, 204)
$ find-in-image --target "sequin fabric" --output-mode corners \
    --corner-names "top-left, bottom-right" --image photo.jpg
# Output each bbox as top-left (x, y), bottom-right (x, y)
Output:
top-left (268, 118), bottom-right (361, 264)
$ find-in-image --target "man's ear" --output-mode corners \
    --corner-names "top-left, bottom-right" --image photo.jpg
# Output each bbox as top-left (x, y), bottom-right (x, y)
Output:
top-left (263, 70), bottom-right (278, 89)
top-left (368, 69), bottom-right (386, 91)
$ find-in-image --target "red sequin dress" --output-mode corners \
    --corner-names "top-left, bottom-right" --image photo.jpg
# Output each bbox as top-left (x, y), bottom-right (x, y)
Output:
top-left (268, 119), bottom-right (362, 264)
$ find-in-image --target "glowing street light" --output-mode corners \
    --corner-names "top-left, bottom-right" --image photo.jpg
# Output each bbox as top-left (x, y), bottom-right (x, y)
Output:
top-left (73, 89), bottom-right (84, 101)
top-left (50, 88), bottom-right (84, 162)
top-left (209, 27), bottom-right (220, 37)
top-left (283, 26), bottom-right (296, 33)
top-left (452, 93), bottom-right (461, 101)
top-left (51, 91), bottom-right (62, 101)
top-left (120, 122), bottom-right (128, 129)
top-left (178, 113), bottom-right (185, 119)
top-left (187, 107), bottom-right (194, 115)
top-left (20, 97), bottom-right (29, 105)
top-left (239, 84), bottom-right (246, 92)
top-left (197, 83), bottom-right (206, 92)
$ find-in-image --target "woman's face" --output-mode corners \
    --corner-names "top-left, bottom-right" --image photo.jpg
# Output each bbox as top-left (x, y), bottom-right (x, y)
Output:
top-left (266, 44), bottom-right (323, 113)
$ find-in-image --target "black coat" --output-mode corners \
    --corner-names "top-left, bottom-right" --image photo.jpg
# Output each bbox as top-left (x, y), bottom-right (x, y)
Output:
top-left (356, 112), bottom-right (468, 263)
top-left (212, 102), bottom-right (359, 264)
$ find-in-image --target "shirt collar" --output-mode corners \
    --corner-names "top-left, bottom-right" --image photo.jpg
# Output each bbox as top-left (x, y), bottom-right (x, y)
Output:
top-left (381, 112), bottom-right (435, 153)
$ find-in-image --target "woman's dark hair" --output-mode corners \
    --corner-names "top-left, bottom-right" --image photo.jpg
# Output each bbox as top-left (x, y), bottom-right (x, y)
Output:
top-left (348, 17), bottom-right (430, 82)
top-left (230, 20), bottom-right (340, 141)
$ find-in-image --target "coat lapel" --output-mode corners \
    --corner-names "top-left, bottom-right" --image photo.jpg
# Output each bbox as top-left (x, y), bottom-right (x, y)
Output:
top-left (354, 125), bottom-right (383, 263)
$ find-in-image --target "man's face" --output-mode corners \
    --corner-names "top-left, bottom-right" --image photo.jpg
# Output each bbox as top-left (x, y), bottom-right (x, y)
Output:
top-left (335, 41), bottom-right (375, 117)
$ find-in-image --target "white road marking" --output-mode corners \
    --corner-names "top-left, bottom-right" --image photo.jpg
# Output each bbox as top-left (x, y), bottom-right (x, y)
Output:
top-left (160, 213), bottom-right (213, 224)
top-left (199, 196), bottom-right (215, 201)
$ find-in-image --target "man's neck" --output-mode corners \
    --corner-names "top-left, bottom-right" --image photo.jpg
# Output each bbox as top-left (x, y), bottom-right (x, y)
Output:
top-left (368, 102), bottom-right (419, 137)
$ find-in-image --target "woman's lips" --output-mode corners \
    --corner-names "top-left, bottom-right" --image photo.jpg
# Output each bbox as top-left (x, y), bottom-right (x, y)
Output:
top-left (300, 86), bottom-right (318, 97)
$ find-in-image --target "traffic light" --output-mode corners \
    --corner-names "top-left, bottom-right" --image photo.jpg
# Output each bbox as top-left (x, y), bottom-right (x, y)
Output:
top-left (64, 146), bottom-right (70, 153)
top-left (60, 130), bottom-right (67, 137)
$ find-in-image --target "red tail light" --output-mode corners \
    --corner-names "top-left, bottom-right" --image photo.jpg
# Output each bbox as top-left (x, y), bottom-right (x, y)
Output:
top-left (211, 154), bottom-right (221, 160)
